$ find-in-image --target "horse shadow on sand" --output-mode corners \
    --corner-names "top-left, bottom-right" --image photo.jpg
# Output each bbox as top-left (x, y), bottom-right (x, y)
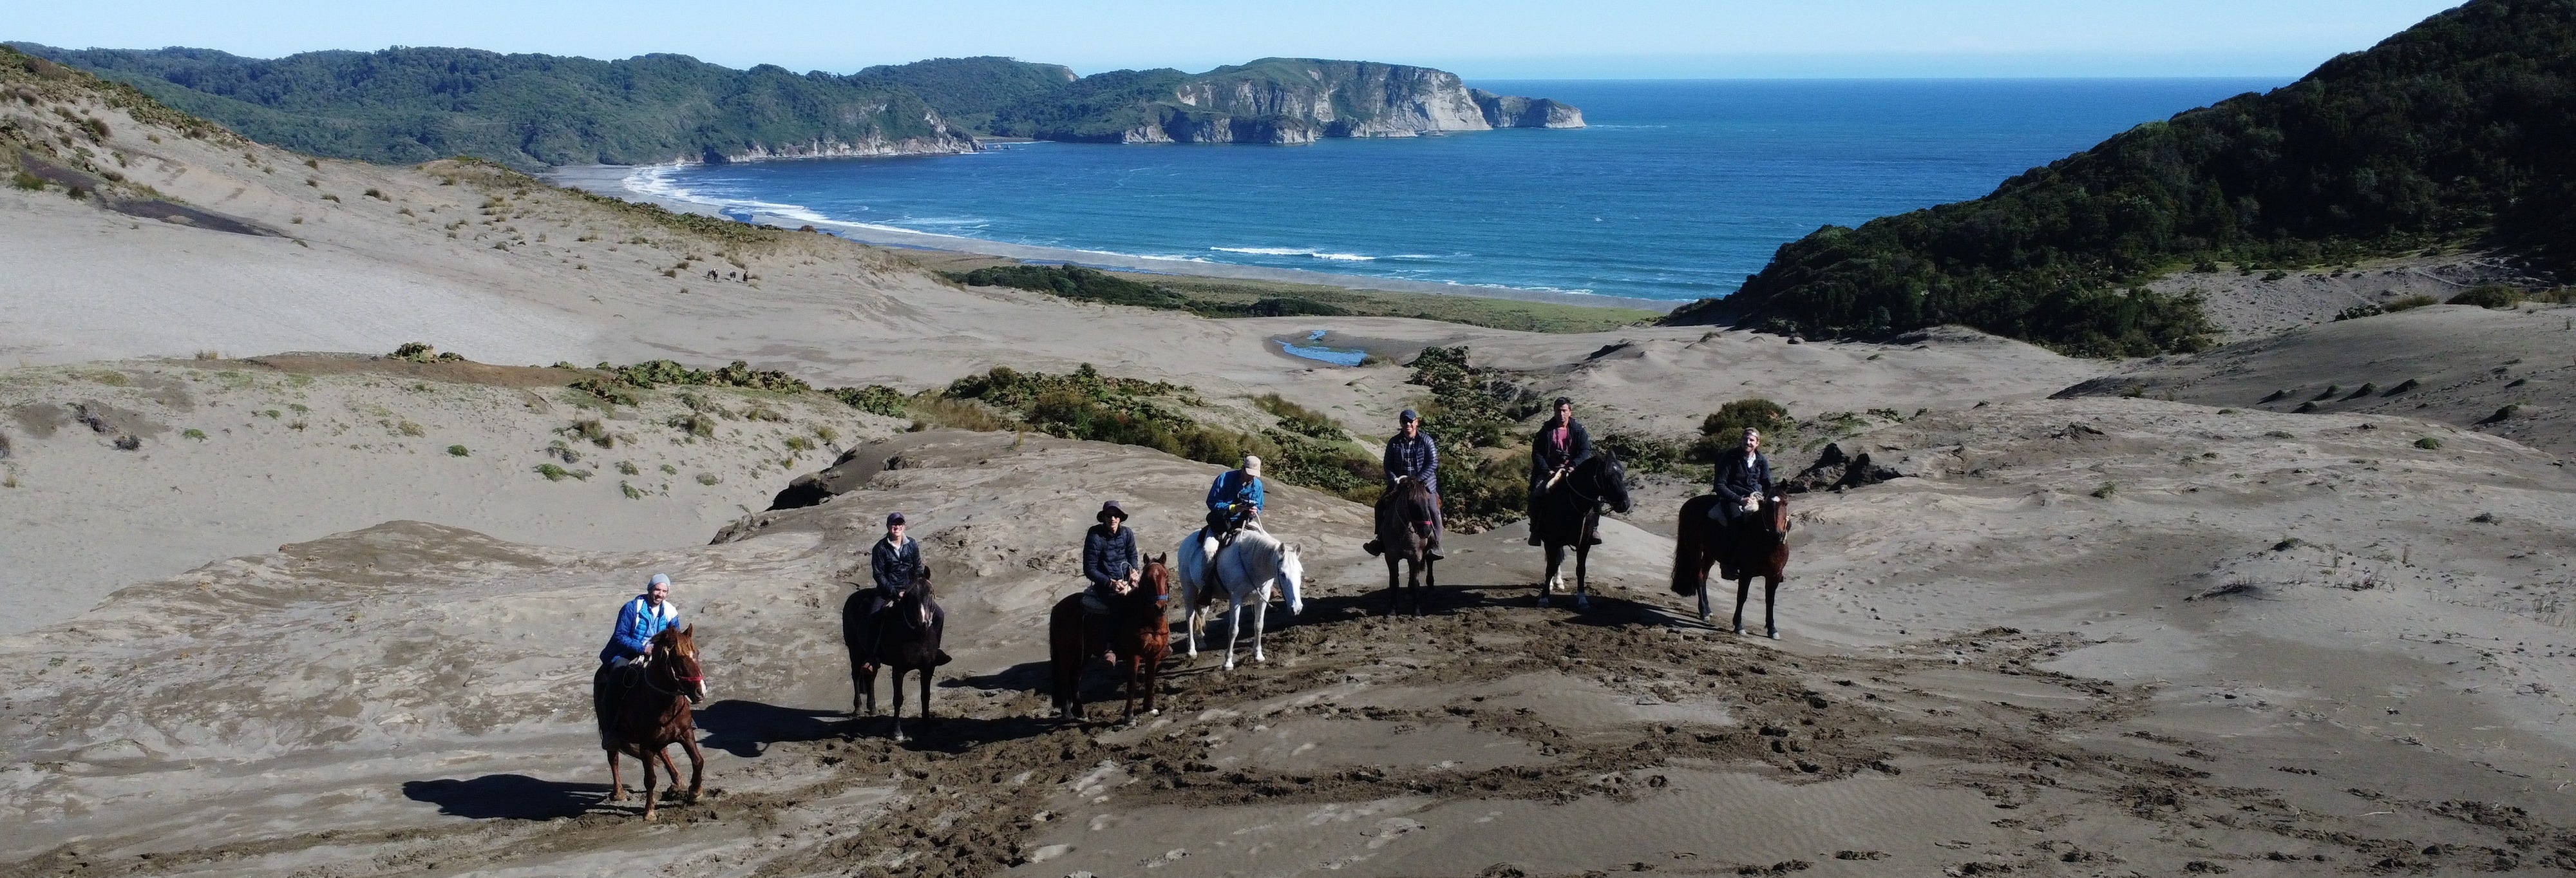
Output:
top-left (402, 774), bottom-right (608, 820)
top-left (1307, 579), bottom-right (1703, 630)
top-left (694, 699), bottom-right (851, 757)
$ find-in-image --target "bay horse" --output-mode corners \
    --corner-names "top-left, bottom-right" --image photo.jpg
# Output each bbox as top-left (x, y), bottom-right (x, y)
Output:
top-left (842, 567), bottom-right (944, 742)
top-left (1176, 526), bottom-right (1305, 671)
top-left (1529, 448), bottom-right (1632, 610)
top-left (1671, 490), bottom-right (1790, 637)
top-left (1046, 556), bottom-right (1173, 723)
top-left (592, 625), bottom-right (706, 820)
top-left (1375, 476), bottom-right (1439, 616)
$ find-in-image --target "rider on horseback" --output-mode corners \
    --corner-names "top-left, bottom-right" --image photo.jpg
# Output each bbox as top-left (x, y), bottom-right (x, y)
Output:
top-left (1528, 397), bottom-right (1596, 546)
top-left (600, 573), bottom-right (680, 666)
top-left (594, 573), bottom-right (680, 738)
top-left (1365, 408), bottom-right (1443, 560)
top-left (1081, 500), bottom-right (1144, 663)
top-left (1204, 455), bottom-right (1264, 548)
top-left (858, 511), bottom-right (950, 666)
top-left (1708, 427), bottom-right (1775, 580)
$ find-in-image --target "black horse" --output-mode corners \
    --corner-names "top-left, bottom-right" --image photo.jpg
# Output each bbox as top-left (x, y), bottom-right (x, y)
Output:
top-left (1529, 448), bottom-right (1632, 610)
top-left (1374, 476), bottom-right (1440, 615)
top-left (842, 567), bottom-right (944, 742)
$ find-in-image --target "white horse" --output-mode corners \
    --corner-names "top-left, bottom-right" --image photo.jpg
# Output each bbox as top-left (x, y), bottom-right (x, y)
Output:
top-left (1175, 525), bottom-right (1305, 671)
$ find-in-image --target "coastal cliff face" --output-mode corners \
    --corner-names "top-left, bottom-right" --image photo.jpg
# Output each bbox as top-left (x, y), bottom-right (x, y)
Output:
top-left (990, 57), bottom-right (1585, 145)
top-left (701, 133), bottom-right (977, 164)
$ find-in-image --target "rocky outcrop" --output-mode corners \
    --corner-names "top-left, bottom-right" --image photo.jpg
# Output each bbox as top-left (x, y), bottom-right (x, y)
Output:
top-left (698, 132), bottom-right (978, 164)
top-left (1003, 58), bottom-right (1583, 146)
top-left (1472, 90), bottom-right (1586, 129)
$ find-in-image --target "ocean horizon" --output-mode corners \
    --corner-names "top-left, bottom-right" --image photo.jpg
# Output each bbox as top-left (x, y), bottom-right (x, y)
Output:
top-left (612, 78), bottom-right (2286, 303)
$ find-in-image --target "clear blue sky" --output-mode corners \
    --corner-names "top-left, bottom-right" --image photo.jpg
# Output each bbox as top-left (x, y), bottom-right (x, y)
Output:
top-left (8, 1), bottom-right (2466, 79)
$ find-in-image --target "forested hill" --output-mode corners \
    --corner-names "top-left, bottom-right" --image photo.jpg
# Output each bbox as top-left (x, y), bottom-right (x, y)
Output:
top-left (8, 44), bottom-right (979, 169)
top-left (1663, 0), bottom-right (2576, 356)
top-left (14, 46), bottom-right (1581, 166)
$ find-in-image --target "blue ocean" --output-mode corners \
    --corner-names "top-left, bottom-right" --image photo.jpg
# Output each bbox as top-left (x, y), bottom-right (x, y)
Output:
top-left (635, 79), bottom-right (2283, 302)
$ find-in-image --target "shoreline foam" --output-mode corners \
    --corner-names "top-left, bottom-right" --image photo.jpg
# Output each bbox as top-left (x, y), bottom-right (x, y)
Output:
top-left (544, 162), bottom-right (1678, 313)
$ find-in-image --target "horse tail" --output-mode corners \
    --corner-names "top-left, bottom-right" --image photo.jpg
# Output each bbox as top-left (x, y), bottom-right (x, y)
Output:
top-left (1672, 495), bottom-right (1715, 596)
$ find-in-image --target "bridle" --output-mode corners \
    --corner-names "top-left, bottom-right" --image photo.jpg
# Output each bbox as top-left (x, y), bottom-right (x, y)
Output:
top-left (639, 643), bottom-right (705, 696)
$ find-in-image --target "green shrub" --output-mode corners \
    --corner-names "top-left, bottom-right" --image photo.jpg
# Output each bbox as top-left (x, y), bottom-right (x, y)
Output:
top-left (182, 428), bottom-right (207, 441)
top-left (535, 463), bottom-right (585, 481)
top-left (565, 418), bottom-right (613, 447)
top-left (668, 412), bottom-right (716, 438)
top-left (2383, 294), bottom-right (2438, 312)
top-left (10, 169), bottom-right (41, 191)
top-left (2449, 285), bottom-right (2523, 309)
top-left (620, 481), bottom-right (644, 499)
top-left (616, 461), bottom-right (640, 475)
top-left (1253, 393), bottom-right (1343, 439)
top-left (447, 444), bottom-right (469, 457)
top-left (695, 472), bottom-right (719, 486)
top-left (2414, 436), bottom-right (2443, 450)
top-left (831, 385), bottom-right (907, 417)
top-left (2384, 378), bottom-right (2420, 395)
top-left (2090, 482), bottom-right (2117, 499)
top-left (659, 463), bottom-right (678, 475)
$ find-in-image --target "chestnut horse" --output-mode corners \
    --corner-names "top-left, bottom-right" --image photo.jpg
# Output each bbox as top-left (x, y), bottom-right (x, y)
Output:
top-left (592, 625), bottom-right (707, 819)
top-left (1529, 449), bottom-right (1632, 610)
top-left (1670, 490), bottom-right (1791, 637)
top-left (1375, 476), bottom-right (1439, 616)
top-left (844, 567), bottom-right (944, 742)
top-left (1046, 556), bottom-right (1173, 723)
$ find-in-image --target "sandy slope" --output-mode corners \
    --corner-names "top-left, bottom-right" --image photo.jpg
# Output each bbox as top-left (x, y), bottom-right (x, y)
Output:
top-left (8, 399), bottom-right (2576, 877)
top-left (8, 70), bottom-right (2576, 878)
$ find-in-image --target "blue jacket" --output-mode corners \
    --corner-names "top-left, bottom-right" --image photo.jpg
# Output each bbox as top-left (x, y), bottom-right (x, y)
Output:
top-left (1206, 470), bottom-right (1264, 513)
top-left (599, 595), bottom-right (679, 663)
top-left (1713, 451), bottom-right (1774, 507)
top-left (1083, 523), bottom-right (1139, 591)
top-left (1383, 432), bottom-right (1439, 492)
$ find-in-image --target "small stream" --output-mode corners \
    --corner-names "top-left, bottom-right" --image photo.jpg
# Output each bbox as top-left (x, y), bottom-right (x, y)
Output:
top-left (1273, 330), bottom-right (1369, 367)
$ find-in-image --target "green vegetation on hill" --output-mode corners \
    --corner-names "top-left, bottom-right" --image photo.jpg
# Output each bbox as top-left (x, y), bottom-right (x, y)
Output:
top-left (931, 260), bottom-right (1658, 332)
top-left (1665, 0), bottom-right (2576, 356)
top-left (10, 44), bottom-right (969, 169)
top-left (849, 57), bottom-right (1075, 133)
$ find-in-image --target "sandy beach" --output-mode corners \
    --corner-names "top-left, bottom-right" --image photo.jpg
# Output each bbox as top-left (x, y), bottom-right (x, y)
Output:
top-left (5, 70), bottom-right (2576, 878)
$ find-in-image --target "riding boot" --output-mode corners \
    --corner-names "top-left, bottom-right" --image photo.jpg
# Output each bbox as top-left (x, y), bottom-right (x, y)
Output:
top-left (1363, 539), bottom-right (1383, 557)
top-left (936, 650), bottom-right (954, 666)
top-left (1425, 533), bottom-right (1444, 561)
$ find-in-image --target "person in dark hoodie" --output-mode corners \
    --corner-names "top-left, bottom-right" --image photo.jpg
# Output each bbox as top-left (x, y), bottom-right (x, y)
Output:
top-left (1526, 397), bottom-right (1592, 546)
top-left (1078, 499), bottom-right (1143, 663)
top-left (1707, 426), bottom-right (1775, 580)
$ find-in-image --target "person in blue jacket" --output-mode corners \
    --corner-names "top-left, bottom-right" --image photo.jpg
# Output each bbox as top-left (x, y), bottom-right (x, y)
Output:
top-left (1204, 455), bottom-right (1264, 546)
top-left (600, 573), bottom-right (680, 665)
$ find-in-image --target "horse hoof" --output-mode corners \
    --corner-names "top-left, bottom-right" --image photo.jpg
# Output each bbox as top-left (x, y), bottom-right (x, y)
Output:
top-left (1537, 595), bottom-right (1551, 608)
top-left (1732, 625), bottom-right (1746, 635)
top-left (1575, 595), bottom-right (1591, 611)
top-left (1767, 630), bottom-right (1780, 640)
top-left (1697, 611), bottom-right (1712, 623)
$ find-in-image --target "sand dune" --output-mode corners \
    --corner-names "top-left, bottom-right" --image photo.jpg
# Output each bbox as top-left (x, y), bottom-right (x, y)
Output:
top-left (6, 69), bottom-right (2576, 878)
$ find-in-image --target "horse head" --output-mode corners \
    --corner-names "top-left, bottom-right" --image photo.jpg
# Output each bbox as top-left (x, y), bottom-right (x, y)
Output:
top-left (654, 625), bottom-right (708, 704)
top-left (1141, 554), bottom-right (1173, 607)
top-left (1765, 490), bottom-right (1791, 537)
top-left (1589, 448), bottom-right (1633, 514)
top-left (901, 567), bottom-right (936, 631)
top-left (1277, 543), bottom-right (1306, 616)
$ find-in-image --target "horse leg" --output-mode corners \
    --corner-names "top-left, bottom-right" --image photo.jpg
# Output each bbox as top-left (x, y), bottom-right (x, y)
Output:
top-left (1251, 588), bottom-right (1271, 665)
top-left (605, 749), bottom-right (625, 803)
top-left (1410, 558), bottom-right (1426, 617)
top-left (1184, 594), bottom-right (1201, 663)
top-left (889, 668), bottom-right (910, 743)
top-left (1384, 554), bottom-right (1403, 616)
top-left (680, 734), bottom-right (706, 803)
top-left (1424, 557), bottom-right (1437, 614)
top-left (639, 744), bottom-right (661, 820)
top-left (1539, 544), bottom-right (1562, 607)
top-left (1120, 652), bottom-right (1140, 723)
top-left (1573, 542), bottom-right (1592, 612)
top-left (1765, 575), bottom-right (1781, 639)
top-left (655, 745), bottom-right (686, 806)
top-left (1222, 598), bottom-right (1241, 671)
top-left (1732, 577), bottom-right (1752, 635)
top-left (918, 660), bottom-right (934, 722)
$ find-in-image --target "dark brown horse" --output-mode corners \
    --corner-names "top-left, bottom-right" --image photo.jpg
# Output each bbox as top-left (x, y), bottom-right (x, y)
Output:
top-left (1375, 476), bottom-right (1440, 615)
top-left (592, 625), bottom-right (707, 819)
top-left (1046, 556), bottom-right (1173, 723)
top-left (843, 567), bottom-right (943, 742)
top-left (1530, 449), bottom-right (1631, 611)
top-left (1671, 490), bottom-right (1791, 637)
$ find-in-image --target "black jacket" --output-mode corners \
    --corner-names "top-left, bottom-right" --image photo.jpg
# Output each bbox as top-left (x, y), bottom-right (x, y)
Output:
top-left (1530, 418), bottom-right (1593, 484)
top-left (1712, 451), bottom-right (1774, 507)
top-left (1082, 523), bottom-right (1139, 591)
top-left (869, 535), bottom-right (923, 596)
